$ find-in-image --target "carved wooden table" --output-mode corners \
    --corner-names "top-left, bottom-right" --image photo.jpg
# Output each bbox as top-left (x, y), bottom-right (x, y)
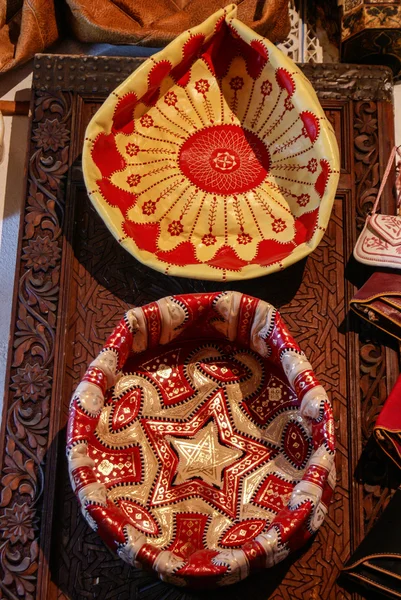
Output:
top-left (0, 56), bottom-right (399, 600)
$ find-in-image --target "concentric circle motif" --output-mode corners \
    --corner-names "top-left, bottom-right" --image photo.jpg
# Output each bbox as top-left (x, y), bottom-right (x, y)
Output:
top-left (83, 5), bottom-right (339, 280)
top-left (67, 292), bottom-right (336, 588)
top-left (179, 125), bottom-right (270, 194)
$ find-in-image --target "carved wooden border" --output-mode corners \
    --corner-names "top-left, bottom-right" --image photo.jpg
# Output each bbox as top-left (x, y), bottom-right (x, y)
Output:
top-left (0, 56), bottom-right (396, 600)
top-left (0, 89), bottom-right (72, 600)
top-left (353, 98), bottom-right (400, 536)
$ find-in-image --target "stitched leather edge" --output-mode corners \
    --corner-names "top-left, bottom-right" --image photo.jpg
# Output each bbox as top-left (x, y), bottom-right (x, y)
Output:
top-left (346, 572), bottom-right (401, 598)
top-left (344, 553), bottom-right (401, 571)
top-left (349, 305), bottom-right (401, 341)
top-left (374, 430), bottom-right (401, 470)
top-left (354, 226), bottom-right (401, 265)
top-left (370, 215), bottom-right (401, 246)
top-left (352, 293), bottom-right (401, 304)
top-left (365, 560), bottom-right (401, 583)
top-left (350, 303), bottom-right (401, 327)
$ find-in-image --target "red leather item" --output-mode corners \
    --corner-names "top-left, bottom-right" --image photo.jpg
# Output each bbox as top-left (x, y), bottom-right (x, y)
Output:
top-left (375, 375), bottom-right (401, 469)
top-left (66, 291), bottom-right (335, 587)
top-left (350, 270), bottom-right (401, 341)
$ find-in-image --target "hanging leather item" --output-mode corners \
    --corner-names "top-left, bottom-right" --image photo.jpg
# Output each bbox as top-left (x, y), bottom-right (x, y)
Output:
top-left (64, 0), bottom-right (290, 46)
top-left (0, 0), bottom-right (58, 73)
top-left (354, 146), bottom-right (401, 269)
top-left (0, 0), bottom-right (290, 73)
top-left (350, 270), bottom-right (401, 342)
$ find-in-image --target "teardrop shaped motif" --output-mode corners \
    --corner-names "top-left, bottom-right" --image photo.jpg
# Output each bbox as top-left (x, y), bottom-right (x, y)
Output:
top-left (118, 499), bottom-right (160, 535)
top-left (111, 388), bottom-right (142, 431)
top-left (220, 519), bottom-right (266, 547)
top-left (283, 421), bottom-right (311, 468)
top-left (199, 359), bottom-right (250, 383)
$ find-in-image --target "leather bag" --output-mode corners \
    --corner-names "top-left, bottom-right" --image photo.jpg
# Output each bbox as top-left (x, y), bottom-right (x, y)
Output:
top-left (0, 0), bottom-right (58, 73)
top-left (354, 146), bottom-right (401, 269)
top-left (350, 270), bottom-right (401, 342)
top-left (65, 0), bottom-right (290, 46)
top-left (374, 374), bottom-right (401, 470)
top-left (343, 487), bottom-right (401, 598)
top-left (0, 0), bottom-right (290, 73)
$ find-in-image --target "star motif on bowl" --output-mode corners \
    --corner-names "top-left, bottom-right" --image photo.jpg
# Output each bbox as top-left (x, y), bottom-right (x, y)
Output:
top-left (142, 389), bottom-right (277, 519)
top-left (261, 80), bottom-right (273, 96)
top-left (140, 114), bottom-right (154, 128)
top-left (126, 143), bottom-right (140, 157)
top-left (237, 232), bottom-right (252, 245)
top-left (195, 79), bottom-right (210, 95)
top-left (297, 193), bottom-right (310, 207)
top-left (127, 173), bottom-right (142, 187)
top-left (142, 200), bottom-right (157, 215)
top-left (307, 158), bottom-right (318, 173)
top-left (202, 233), bottom-right (217, 246)
top-left (284, 97), bottom-right (294, 111)
top-left (230, 76), bottom-right (244, 91)
top-left (164, 91), bottom-right (178, 106)
top-left (272, 218), bottom-right (286, 233)
top-left (171, 421), bottom-right (242, 488)
top-left (168, 220), bottom-right (184, 236)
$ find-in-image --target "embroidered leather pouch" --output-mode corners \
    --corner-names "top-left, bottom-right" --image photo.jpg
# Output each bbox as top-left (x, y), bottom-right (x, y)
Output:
top-left (354, 146), bottom-right (401, 269)
top-left (350, 271), bottom-right (401, 341)
top-left (343, 488), bottom-right (401, 598)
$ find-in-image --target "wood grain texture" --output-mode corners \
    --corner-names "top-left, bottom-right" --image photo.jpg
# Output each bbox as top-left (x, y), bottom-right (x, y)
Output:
top-left (0, 57), bottom-right (398, 600)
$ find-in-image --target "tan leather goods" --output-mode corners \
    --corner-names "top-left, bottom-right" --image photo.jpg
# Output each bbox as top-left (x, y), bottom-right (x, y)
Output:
top-left (65, 0), bottom-right (290, 46)
top-left (0, 0), bottom-right (58, 73)
top-left (350, 270), bottom-right (401, 341)
top-left (0, 0), bottom-right (290, 73)
top-left (354, 146), bottom-right (401, 269)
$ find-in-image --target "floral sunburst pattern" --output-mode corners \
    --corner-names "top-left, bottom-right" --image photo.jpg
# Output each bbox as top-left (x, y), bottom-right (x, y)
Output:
top-left (84, 5), bottom-right (339, 280)
top-left (179, 125), bottom-right (270, 194)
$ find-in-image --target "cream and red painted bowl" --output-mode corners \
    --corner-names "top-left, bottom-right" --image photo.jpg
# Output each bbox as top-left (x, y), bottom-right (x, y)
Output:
top-left (82, 4), bottom-right (339, 281)
top-left (67, 292), bottom-right (335, 588)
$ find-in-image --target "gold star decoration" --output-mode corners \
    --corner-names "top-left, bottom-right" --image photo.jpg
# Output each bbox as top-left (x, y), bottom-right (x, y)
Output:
top-left (171, 421), bottom-right (242, 488)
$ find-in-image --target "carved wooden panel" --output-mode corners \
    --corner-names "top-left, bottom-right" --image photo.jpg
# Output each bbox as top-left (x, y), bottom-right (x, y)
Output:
top-left (0, 56), bottom-right (397, 600)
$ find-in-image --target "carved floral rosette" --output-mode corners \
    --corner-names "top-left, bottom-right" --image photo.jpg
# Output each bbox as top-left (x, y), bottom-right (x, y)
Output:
top-left (82, 4), bottom-right (339, 281)
top-left (66, 291), bottom-right (335, 588)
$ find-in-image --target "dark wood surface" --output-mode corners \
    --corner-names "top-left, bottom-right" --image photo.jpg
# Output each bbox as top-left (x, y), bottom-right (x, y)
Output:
top-left (0, 55), bottom-right (399, 600)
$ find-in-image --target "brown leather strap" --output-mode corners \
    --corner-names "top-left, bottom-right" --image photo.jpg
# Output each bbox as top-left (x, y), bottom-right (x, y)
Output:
top-left (372, 146), bottom-right (401, 215)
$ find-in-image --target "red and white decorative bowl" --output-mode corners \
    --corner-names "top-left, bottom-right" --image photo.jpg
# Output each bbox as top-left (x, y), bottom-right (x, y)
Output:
top-left (82, 4), bottom-right (339, 281)
top-left (67, 292), bottom-right (335, 588)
